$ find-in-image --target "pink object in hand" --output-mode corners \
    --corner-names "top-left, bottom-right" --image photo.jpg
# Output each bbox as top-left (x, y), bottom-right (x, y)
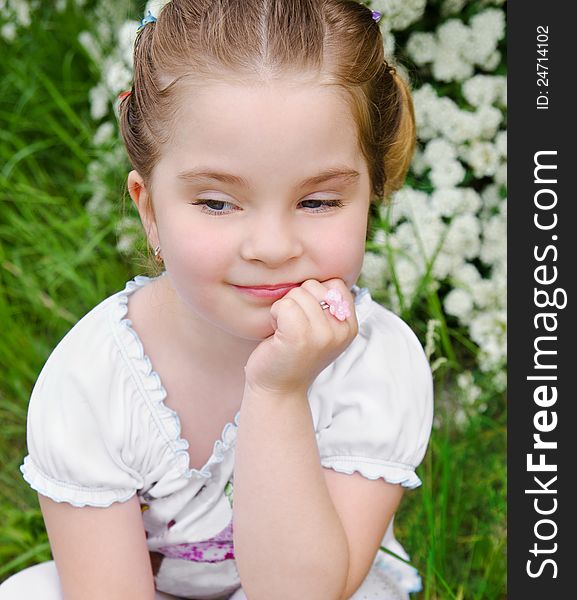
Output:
top-left (323, 289), bottom-right (351, 322)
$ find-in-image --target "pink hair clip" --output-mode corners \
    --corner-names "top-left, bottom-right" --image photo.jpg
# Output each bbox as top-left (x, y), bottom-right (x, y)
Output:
top-left (118, 91), bottom-right (131, 101)
top-left (371, 10), bottom-right (382, 23)
top-left (321, 288), bottom-right (352, 322)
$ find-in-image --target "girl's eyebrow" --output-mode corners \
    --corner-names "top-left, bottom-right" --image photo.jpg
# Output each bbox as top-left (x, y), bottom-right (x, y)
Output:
top-left (176, 166), bottom-right (360, 188)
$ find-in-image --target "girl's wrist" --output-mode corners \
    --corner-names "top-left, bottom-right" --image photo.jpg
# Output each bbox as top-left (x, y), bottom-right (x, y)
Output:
top-left (242, 380), bottom-right (309, 403)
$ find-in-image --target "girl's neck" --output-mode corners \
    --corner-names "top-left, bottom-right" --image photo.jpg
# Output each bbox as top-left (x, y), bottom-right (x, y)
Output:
top-left (145, 274), bottom-right (260, 375)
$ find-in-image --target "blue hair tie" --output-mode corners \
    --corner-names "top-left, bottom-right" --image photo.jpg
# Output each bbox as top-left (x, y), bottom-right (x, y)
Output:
top-left (137, 10), bottom-right (157, 33)
top-left (371, 10), bottom-right (382, 23)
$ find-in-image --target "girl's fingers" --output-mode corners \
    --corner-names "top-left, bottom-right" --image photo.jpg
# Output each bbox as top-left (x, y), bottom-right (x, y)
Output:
top-left (279, 285), bottom-right (334, 339)
top-left (300, 279), bottom-right (358, 333)
top-left (269, 295), bottom-right (311, 339)
top-left (282, 279), bottom-right (357, 339)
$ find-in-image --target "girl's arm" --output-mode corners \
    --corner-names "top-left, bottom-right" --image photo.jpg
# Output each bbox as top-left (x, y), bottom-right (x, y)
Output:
top-left (233, 279), bottom-right (403, 599)
top-left (234, 387), bottom-right (405, 600)
top-left (38, 493), bottom-right (155, 600)
top-left (234, 386), bottom-right (350, 599)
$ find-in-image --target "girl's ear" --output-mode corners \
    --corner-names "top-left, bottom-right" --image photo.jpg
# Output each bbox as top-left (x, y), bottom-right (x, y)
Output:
top-left (127, 170), bottom-right (160, 249)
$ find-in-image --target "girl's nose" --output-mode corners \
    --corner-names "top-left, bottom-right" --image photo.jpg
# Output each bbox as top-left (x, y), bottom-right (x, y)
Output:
top-left (239, 212), bottom-right (304, 267)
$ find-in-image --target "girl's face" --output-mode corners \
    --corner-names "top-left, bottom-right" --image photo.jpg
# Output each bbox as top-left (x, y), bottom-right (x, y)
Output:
top-left (133, 79), bottom-right (372, 341)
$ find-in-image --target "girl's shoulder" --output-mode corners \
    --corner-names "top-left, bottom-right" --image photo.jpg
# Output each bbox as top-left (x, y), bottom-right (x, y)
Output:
top-left (349, 285), bottom-right (432, 378)
top-left (36, 275), bottom-right (158, 381)
top-left (27, 274), bottom-right (165, 450)
top-left (20, 275), bottom-right (177, 507)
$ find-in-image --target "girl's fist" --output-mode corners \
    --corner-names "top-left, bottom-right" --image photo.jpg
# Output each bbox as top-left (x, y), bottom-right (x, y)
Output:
top-left (244, 279), bottom-right (358, 396)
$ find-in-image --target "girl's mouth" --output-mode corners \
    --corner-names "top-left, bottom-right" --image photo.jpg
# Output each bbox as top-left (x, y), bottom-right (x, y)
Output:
top-left (232, 282), bottom-right (301, 299)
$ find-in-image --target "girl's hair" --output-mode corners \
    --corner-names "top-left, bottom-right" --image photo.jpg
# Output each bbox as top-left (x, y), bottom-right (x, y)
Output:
top-left (119, 0), bottom-right (415, 267)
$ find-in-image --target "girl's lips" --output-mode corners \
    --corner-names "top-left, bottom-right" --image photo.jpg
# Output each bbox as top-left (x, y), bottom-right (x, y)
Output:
top-left (233, 283), bottom-right (301, 299)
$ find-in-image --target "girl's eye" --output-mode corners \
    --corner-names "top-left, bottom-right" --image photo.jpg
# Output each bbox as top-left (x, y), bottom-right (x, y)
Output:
top-left (299, 199), bottom-right (344, 212)
top-left (189, 199), bottom-right (238, 215)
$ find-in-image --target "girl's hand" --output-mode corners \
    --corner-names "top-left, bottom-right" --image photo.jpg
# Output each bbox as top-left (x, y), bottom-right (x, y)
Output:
top-left (244, 279), bottom-right (359, 397)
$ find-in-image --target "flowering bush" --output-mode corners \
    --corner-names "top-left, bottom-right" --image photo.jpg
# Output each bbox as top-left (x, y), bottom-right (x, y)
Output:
top-left (362, 0), bottom-right (507, 424)
top-left (1, 0), bottom-right (506, 428)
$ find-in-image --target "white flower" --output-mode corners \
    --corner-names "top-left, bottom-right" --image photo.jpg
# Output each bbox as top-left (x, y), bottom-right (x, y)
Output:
top-left (431, 188), bottom-right (464, 218)
top-left (425, 318), bottom-right (442, 360)
top-left (431, 188), bottom-right (481, 218)
top-left (412, 84), bottom-right (439, 135)
top-left (86, 188), bottom-right (111, 218)
top-left (470, 8), bottom-right (506, 43)
top-left (411, 147), bottom-right (428, 176)
top-left (480, 183), bottom-right (503, 211)
top-left (500, 83), bottom-right (508, 107)
top-left (430, 159), bottom-right (466, 188)
top-left (380, 200), bottom-right (404, 228)
top-left (145, 0), bottom-right (171, 17)
top-left (494, 162), bottom-right (507, 186)
top-left (443, 213), bottom-right (481, 260)
top-left (443, 288), bottom-right (473, 322)
top-left (117, 232), bottom-right (138, 254)
top-left (495, 131), bottom-right (507, 158)
top-left (462, 141), bottom-right (499, 177)
top-left (1, 22), bottom-right (16, 41)
top-left (93, 122), bottom-right (115, 146)
top-left (440, 109), bottom-right (481, 144)
top-left (11, 0), bottom-right (31, 27)
top-left (372, 229), bottom-right (387, 247)
top-left (96, 20), bottom-right (113, 46)
top-left (461, 29), bottom-right (496, 65)
top-left (104, 58), bottom-right (132, 94)
top-left (480, 210), bottom-right (507, 266)
top-left (423, 139), bottom-right (457, 166)
top-left (470, 279), bottom-right (504, 310)
top-left (118, 21), bottom-right (139, 67)
top-left (79, 30), bottom-right (102, 63)
top-left (460, 189), bottom-right (483, 214)
top-left (461, 10), bottom-right (505, 65)
top-left (482, 50), bottom-right (502, 71)
top-left (361, 252), bottom-right (388, 290)
top-left (437, 19), bottom-right (471, 52)
top-left (475, 105), bottom-right (503, 139)
top-left (441, 0), bottom-right (469, 16)
top-left (432, 44), bottom-right (474, 82)
top-left (406, 32), bottom-right (437, 65)
top-left (393, 255), bottom-right (422, 302)
top-left (426, 98), bottom-right (456, 135)
top-left (462, 75), bottom-right (506, 107)
top-left (89, 83), bottom-right (110, 120)
top-left (371, 0), bottom-right (426, 31)
top-left (415, 217), bottom-right (446, 262)
top-left (470, 310), bottom-right (506, 368)
top-left (493, 370), bottom-right (507, 393)
top-left (451, 262), bottom-right (482, 287)
top-left (456, 370), bottom-right (482, 405)
top-left (388, 188), bottom-right (429, 224)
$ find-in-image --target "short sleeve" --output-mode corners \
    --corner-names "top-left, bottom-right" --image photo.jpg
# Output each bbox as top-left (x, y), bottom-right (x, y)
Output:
top-left (310, 300), bottom-right (434, 489)
top-left (20, 301), bottom-right (145, 507)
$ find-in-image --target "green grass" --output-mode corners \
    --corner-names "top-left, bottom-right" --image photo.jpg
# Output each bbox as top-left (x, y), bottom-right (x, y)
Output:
top-left (0, 3), bottom-right (506, 598)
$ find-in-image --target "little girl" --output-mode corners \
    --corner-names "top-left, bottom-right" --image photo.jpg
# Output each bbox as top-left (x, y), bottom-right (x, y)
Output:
top-left (1, 1), bottom-right (433, 598)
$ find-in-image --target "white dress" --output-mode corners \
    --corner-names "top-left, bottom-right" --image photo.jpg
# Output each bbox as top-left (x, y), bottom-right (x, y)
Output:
top-left (14, 274), bottom-right (434, 599)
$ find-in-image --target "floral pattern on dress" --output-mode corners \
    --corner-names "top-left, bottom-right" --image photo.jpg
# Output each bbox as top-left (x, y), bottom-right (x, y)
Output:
top-left (158, 519), bottom-right (235, 563)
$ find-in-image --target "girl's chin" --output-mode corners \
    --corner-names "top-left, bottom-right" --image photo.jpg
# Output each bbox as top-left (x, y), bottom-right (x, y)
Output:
top-left (234, 324), bottom-right (275, 342)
